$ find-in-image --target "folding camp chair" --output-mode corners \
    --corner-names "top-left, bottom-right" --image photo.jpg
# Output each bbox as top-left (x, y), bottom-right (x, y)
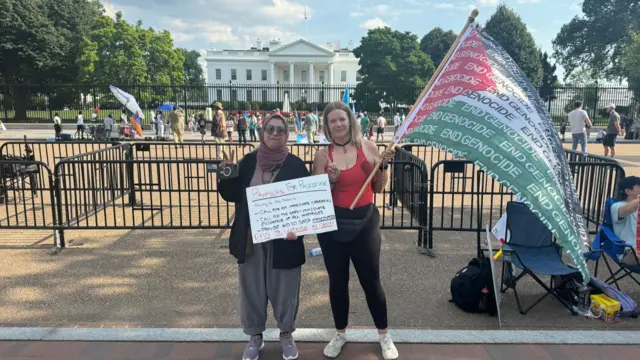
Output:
top-left (589, 198), bottom-right (640, 290)
top-left (500, 201), bottom-right (582, 315)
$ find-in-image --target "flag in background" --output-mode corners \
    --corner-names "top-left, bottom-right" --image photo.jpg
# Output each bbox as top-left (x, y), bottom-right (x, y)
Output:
top-left (295, 110), bottom-right (301, 131)
top-left (393, 23), bottom-right (590, 283)
top-left (342, 84), bottom-right (350, 105)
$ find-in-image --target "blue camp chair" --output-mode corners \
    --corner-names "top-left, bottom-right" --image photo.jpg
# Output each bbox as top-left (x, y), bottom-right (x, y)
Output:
top-left (500, 201), bottom-right (582, 315)
top-left (589, 198), bottom-right (640, 290)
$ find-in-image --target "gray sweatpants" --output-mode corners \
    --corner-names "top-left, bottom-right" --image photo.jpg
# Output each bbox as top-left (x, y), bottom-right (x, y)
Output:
top-left (239, 241), bottom-right (302, 336)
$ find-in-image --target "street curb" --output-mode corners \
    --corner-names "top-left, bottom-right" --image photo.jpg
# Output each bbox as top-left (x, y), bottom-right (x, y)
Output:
top-left (0, 327), bottom-right (639, 344)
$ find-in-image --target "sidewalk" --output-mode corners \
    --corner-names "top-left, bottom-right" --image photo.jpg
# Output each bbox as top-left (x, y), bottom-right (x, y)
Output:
top-left (0, 340), bottom-right (637, 359)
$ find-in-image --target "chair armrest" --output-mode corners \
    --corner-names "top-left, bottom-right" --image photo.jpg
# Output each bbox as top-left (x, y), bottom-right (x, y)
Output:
top-left (601, 226), bottom-right (625, 245)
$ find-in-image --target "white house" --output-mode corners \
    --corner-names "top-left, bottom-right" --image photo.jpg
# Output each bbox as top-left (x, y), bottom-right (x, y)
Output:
top-left (204, 39), bottom-right (361, 104)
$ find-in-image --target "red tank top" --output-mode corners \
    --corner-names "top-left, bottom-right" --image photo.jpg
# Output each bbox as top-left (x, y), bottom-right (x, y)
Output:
top-left (328, 144), bottom-right (374, 208)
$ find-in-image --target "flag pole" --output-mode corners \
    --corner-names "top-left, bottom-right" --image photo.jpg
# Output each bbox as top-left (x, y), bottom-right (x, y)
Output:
top-left (348, 9), bottom-right (479, 210)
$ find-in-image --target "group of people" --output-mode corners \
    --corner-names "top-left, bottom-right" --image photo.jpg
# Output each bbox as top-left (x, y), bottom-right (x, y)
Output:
top-left (563, 102), bottom-right (640, 158)
top-left (218, 101), bottom-right (399, 360)
top-left (355, 111), bottom-right (406, 143)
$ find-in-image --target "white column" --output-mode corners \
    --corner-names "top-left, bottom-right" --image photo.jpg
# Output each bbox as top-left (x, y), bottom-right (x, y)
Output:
top-left (328, 61), bottom-right (334, 85)
top-left (289, 62), bottom-right (294, 83)
top-left (309, 62), bottom-right (314, 84)
top-left (269, 61), bottom-right (275, 84)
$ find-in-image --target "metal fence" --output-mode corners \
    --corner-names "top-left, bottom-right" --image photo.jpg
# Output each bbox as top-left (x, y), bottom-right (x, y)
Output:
top-left (0, 141), bottom-right (628, 254)
top-left (2, 83), bottom-right (638, 126)
top-left (426, 159), bottom-right (626, 255)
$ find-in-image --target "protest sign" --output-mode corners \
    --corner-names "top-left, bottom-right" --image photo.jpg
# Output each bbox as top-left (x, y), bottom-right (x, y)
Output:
top-left (246, 174), bottom-right (337, 243)
top-left (393, 23), bottom-right (590, 282)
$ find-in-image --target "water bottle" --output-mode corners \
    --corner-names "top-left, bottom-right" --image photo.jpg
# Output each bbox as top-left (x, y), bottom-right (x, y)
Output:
top-left (309, 248), bottom-right (323, 257)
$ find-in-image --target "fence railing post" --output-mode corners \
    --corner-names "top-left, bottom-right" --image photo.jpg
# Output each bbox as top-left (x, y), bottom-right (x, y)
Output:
top-left (52, 167), bottom-right (65, 251)
top-left (126, 145), bottom-right (136, 206)
top-left (2, 84), bottom-right (8, 122)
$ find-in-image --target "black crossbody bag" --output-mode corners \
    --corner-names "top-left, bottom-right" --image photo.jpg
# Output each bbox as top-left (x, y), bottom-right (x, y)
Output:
top-left (329, 203), bottom-right (376, 242)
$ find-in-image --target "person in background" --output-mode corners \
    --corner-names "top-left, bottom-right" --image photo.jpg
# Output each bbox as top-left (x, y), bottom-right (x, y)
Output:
top-left (119, 114), bottom-right (128, 138)
top-left (120, 109), bottom-right (128, 124)
top-left (53, 112), bottom-right (62, 139)
top-left (226, 113), bottom-right (236, 143)
top-left (197, 114), bottom-right (207, 143)
top-left (610, 176), bottom-right (640, 265)
top-left (91, 108), bottom-right (99, 123)
top-left (150, 110), bottom-right (156, 133)
top-left (187, 114), bottom-right (195, 132)
top-left (376, 113), bottom-right (387, 142)
top-left (359, 112), bottom-right (369, 138)
top-left (218, 113), bottom-right (310, 360)
top-left (603, 103), bottom-right (622, 158)
top-left (248, 113), bottom-right (258, 142)
top-left (169, 105), bottom-right (185, 144)
top-left (400, 111), bottom-right (406, 124)
top-left (393, 113), bottom-right (401, 135)
top-left (567, 101), bottom-right (592, 154)
top-left (211, 102), bottom-right (227, 159)
top-left (156, 111), bottom-right (164, 139)
top-left (237, 112), bottom-right (248, 144)
top-left (257, 113), bottom-right (263, 136)
top-left (312, 101), bottom-right (398, 360)
top-left (303, 112), bottom-right (317, 144)
top-left (76, 111), bottom-right (85, 139)
top-left (103, 113), bottom-right (114, 139)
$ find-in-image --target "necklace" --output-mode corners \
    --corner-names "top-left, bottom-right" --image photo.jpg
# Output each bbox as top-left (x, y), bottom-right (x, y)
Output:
top-left (333, 138), bottom-right (351, 154)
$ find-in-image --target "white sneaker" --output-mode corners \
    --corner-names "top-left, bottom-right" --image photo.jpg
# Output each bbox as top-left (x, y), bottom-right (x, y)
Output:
top-left (323, 332), bottom-right (347, 358)
top-left (379, 333), bottom-right (399, 360)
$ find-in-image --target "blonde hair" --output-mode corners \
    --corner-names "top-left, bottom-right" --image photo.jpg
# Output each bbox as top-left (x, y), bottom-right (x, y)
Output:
top-left (322, 101), bottom-right (363, 147)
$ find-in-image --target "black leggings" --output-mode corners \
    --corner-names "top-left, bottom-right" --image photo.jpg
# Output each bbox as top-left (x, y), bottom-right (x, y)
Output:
top-left (238, 129), bottom-right (246, 144)
top-left (318, 209), bottom-right (388, 330)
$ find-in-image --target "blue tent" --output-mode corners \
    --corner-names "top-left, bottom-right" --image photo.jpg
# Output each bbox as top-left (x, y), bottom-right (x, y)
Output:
top-left (156, 104), bottom-right (174, 111)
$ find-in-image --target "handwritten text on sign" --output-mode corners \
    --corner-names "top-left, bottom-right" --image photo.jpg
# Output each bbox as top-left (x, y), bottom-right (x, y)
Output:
top-left (246, 174), bottom-right (337, 243)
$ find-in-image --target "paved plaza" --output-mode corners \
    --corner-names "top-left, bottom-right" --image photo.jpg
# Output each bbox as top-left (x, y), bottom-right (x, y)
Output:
top-left (0, 132), bottom-right (639, 359)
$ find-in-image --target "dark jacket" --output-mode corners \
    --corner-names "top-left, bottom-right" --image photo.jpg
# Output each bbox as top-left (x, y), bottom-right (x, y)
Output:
top-left (218, 151), bottom-right (310, 269)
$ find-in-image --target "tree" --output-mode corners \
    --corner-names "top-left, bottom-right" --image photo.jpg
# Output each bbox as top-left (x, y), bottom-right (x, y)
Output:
top-left (621, 33), bottom-right (640, 92)
top-left (553, 0), bottom-right (639, 80)
top-left (538, 51), bottom-right (558, 102)
top-left (0, 0), bottom-right (73, 119)
top-left (420, 27), bottom-right (457, 67)
top-left (484, 5), bottom-right (542, 86)
top-left (180, 49), bottom-right (205, 85)
top-left (353, 27), bottom-right (434, 111)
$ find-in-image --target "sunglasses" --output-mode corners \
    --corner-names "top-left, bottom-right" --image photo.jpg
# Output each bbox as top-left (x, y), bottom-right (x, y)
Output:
top-left (264, 125), bottom-right (287, 135)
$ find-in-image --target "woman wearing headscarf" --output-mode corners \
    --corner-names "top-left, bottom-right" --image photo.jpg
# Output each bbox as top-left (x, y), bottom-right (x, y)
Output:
top-left (312, 101), bottom-right (398, 360)
top-left (218, 113), bottom-right (310, 360)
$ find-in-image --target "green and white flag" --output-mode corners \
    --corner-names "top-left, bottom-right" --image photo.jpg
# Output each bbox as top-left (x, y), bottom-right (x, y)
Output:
top-left (395, 24), bottom-right (590, 282)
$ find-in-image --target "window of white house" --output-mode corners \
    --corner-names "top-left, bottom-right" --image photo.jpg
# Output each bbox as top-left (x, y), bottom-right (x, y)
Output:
top-left (215, 69), bottom-right (221, 80)
top-left (341, 70), bottom-right (347, 82)
top-left (246, 69), bottom-right (252, 81)
top-left (231, 89), bottom-right (238, 101)
top-left (261, 69), bottom-right (267, 81)
top-left (318, 71), bottom-right (325, 83)
top-left (231, 69), bottom-right (237, 80)
top-left (262, 90), bottom-right (268, 102)
top-left (246, 90), bottom-right (252, 102)
top-left (216, 89), bottom-right (222, 101)
top-left (301, 70), bottom-right (307, 82)
top-left (283, 70), bottom-right (290, 82)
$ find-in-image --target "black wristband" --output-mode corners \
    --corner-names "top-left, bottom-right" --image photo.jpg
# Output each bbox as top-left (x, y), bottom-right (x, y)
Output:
top-left (378, 163), bottom-right (389, 171)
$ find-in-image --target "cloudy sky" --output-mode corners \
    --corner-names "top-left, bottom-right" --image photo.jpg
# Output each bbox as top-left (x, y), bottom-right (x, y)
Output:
top-left (101, 0), bottom-right (582, 81)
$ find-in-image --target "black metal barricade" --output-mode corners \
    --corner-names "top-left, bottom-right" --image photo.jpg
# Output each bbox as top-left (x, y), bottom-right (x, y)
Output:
top-left (391, 148), bottom-right (429, 248)
top-left (131, 142), bottom-right (256, 161)
top-left (569, 161), bottom-right (626, 234)
top-left (428, 160), bottom-right (627, 255)
top-left (564, 149), bottom-right (621, 164)
top-left (0, 141), bottom-right (120, 168)
top-left (288, 143), bottom-right (388, 163)
top-left (0, 159), bottom-right (59, 247)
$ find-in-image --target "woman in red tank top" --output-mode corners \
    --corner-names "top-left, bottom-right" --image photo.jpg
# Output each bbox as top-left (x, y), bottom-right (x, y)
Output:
top-left (312, 101), bottom-right (398, 360)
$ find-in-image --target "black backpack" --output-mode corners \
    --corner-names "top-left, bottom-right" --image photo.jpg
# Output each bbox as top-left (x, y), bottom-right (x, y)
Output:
top-left (450, 255), bottom-right (497, 316)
